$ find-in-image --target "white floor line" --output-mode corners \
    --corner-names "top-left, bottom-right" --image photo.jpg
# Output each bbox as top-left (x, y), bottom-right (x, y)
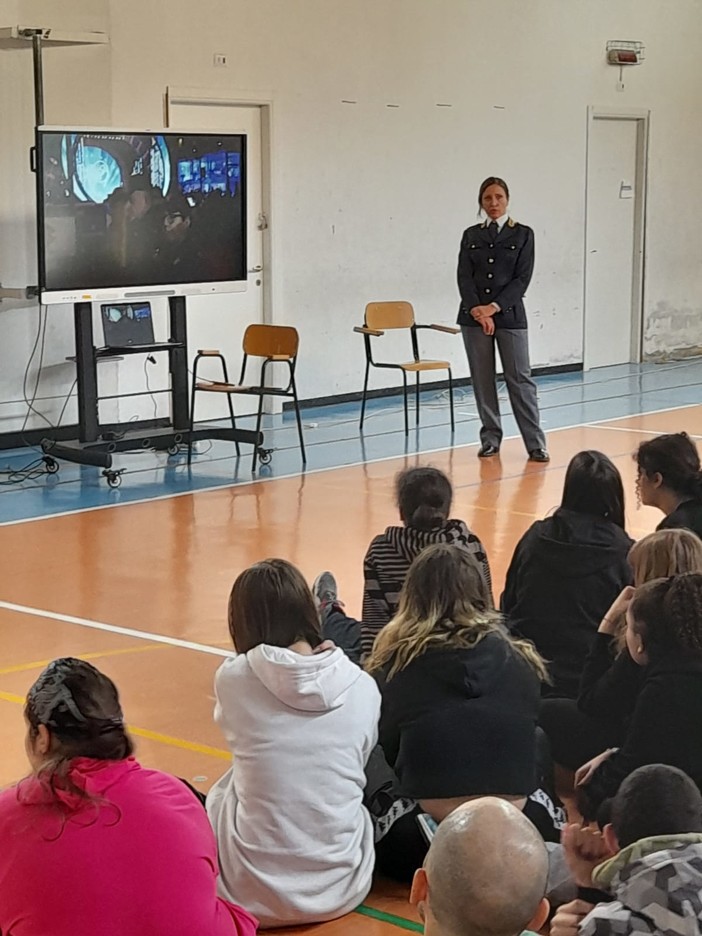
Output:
top-left (0, 600), bottom-right (232, 658)
top-left (589, 424), bottom-right (702, 441)
top-left (1, 399), bottom-right (701, 528)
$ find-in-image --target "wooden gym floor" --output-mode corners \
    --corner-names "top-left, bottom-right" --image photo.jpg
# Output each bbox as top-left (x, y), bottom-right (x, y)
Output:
top-left (1, 403), bottom-right (701, 934)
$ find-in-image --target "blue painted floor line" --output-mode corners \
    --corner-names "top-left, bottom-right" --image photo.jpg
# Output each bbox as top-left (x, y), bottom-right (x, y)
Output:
top-left (0, 360), bottom-right (701, 524)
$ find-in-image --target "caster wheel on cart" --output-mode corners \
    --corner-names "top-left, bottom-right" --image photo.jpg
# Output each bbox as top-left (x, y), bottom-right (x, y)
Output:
top-left (43, 456), bottom-right (59, 475)
top-left (103, 469), bottom-right (125, 489)
top-left (258, 449), bottom-right (273, 466)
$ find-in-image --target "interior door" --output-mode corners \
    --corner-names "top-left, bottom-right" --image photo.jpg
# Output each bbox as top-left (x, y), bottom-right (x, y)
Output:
top-left (584, 116), bottom-right (644, 369)
top-left (168, 100), bottom-right (264, 419)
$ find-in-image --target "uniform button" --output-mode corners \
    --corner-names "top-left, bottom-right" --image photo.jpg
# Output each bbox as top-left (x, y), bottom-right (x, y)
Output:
top-left (487, 273), bottom-right (493, 279)
top-left (488, 258), bottom-right (495, 263)
top-left (489, 243), bottom-right (494, 249)
top-left (485, 288), bottom-right (491, 294)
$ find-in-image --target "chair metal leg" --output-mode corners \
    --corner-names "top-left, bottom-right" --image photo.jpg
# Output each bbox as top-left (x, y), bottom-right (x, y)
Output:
top-left (415, 372), bottom-right (420, 426)
top-left (252, 396), bottom-right (265, 473)
top-left (360, 360), bottom-right (370, 430)
top-left (220, 357), bottom-right (240, 458)
top-left (188, 357), bottom-right (199, 465)
top-left (448, 368), bottom-right (455, 433)
top-left (402, 371), bottom-right (409, 436)
top-left (291, 378), bottom-right (307, 464)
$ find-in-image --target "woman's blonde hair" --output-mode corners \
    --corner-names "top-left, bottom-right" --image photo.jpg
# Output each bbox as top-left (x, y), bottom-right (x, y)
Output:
top-left (613, 529), bottom-right (702, 650)
top-left (365, 543), bottom-right (547, 681)
top-left (629, 528), bottom-right (702, 585)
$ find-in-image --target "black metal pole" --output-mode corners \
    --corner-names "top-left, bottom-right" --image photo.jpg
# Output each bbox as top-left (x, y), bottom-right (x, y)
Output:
top-left (31, 33), bottom-right (45, 126)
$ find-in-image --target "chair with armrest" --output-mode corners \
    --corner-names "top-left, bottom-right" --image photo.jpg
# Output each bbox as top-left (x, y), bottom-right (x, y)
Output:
top-left (354, 301), bottom-right (459, 435)
top-left (189, 324), bottom-right (306, 473)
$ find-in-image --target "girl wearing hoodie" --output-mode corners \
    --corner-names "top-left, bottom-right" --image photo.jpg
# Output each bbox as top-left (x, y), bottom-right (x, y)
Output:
top-left (0, 658), bottom-right (257, 936)
top-left (502, 450), bottom-right (633, 699)
top-left (361, 466), bottom-right (492, 659)
top-left (367, 544), bottom-right (561, 881)
top-left (207, 558), bottom-right (380, 929)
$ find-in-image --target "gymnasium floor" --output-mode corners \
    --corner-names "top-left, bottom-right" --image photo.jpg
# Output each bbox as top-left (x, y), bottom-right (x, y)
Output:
top-left (0, 359), bottom-right (700, 934)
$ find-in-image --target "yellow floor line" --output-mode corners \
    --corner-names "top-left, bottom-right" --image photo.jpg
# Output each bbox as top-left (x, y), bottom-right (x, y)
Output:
top-left (0, 643), bottom-right (165, 676)
top-left (0, 691), bottom-right (231, 761)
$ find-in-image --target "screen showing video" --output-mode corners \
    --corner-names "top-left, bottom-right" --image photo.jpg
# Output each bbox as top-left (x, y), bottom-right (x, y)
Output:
top-left (37, 130), bottom-right (247, 298)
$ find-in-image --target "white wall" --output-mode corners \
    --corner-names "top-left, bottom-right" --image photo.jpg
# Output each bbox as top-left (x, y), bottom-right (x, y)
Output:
top-left (1, 0), bottom-right (701, 432)
top-left (0, 0), bottom-right (114, 431)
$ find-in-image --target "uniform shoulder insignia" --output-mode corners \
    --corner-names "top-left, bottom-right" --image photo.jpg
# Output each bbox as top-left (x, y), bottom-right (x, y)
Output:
top-left (508, 218), bottom-right (516, 228)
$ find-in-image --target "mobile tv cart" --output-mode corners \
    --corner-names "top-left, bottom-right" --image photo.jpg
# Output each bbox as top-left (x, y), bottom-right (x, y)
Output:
top-left (40, 296), bottom-right (263, 487)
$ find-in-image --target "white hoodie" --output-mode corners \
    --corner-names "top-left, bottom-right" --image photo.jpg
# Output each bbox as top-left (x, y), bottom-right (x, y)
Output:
top-left (206, 645), bottom-right (380, 928)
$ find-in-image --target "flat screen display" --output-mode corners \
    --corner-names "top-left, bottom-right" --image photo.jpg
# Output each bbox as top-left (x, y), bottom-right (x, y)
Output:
top-left (36, 128), bottom-right (247, 304)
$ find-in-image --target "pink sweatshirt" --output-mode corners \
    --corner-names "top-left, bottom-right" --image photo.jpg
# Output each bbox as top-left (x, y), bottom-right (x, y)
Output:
top-left (0, 757), bottom-right (258, 936)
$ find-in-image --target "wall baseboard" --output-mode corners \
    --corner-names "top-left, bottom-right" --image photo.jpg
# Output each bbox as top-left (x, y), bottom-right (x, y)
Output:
top-left (284, 362), bottom-right (583, 411)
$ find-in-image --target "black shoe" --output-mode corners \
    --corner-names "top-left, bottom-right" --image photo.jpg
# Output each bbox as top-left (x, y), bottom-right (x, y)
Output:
top-left (528, 448), bottom-right (550, 463)
top-left (478, 443), bottom-right (500, 458)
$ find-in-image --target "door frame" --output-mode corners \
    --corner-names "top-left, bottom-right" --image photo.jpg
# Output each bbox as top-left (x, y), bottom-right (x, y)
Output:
top-left (166, 86), bottom-right (275, 327)
top-left (583, 106), bottom-right (650, 369)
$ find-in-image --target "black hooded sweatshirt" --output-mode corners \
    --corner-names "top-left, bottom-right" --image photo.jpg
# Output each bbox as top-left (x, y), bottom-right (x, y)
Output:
top-left (501, 508), bottom-right (634, 699)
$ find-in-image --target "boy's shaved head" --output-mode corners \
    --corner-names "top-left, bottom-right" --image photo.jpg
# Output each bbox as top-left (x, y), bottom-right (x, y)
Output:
top-left (422, 798), bottom-right (549, 936)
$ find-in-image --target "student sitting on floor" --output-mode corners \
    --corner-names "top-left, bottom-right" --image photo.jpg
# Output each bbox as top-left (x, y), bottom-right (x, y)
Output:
top-left (577, 573), bottom-right (702, 821)
top-left (551, 764), bottom-right (702, 936)
top-left (366, 543), bottom-right (563, 882)
top-left (410, 797), bottom-right (550, 936)
top-left (502, 450), bottom-right (634, 699)
top-left (540, 528), bottom-right (702, 780)
top-left (361, 466), bottom-right (492, 658)
top-left (0, 658), bottom-right (257, 936)
top-left (207, 558), bottom-right (380, 928)
top-left (635, 431), bottom-right (702, 539)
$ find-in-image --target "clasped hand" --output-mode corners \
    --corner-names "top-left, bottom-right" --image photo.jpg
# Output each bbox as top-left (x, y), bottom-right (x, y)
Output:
top-left (470, 305), bottom-right (496, 336)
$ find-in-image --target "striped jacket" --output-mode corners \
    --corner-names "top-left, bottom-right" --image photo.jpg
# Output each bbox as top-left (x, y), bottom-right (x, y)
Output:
top-left (360, 520), bottom-right (492, 659)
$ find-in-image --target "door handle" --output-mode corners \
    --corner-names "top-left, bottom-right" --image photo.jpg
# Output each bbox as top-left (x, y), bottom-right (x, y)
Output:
top-left (248, 265), bottom-right (262, 274)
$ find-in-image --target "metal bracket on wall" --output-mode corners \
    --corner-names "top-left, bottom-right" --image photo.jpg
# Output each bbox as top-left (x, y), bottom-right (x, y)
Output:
top-left (0, 283), bottom-right (38, 303)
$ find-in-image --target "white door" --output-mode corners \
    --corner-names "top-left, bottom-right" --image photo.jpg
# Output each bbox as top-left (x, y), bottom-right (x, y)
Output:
top-left (584, 116), bottom-right (645, 369)
top-left (168, 100), bottom-right (265, 419)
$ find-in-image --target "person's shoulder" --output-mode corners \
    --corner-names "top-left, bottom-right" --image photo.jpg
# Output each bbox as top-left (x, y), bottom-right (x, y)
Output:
top-left (510, 219), bottom-right (533, 234)
top-left (462, 221), bottom-right (484, 237)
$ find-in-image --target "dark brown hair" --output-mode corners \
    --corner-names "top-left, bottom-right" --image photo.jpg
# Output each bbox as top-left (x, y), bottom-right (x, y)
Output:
top-left (561, 450), bottom-right (626, 529)
top-left (629, 572), bottom-right (702, 660)
top-left (228, 558), bottom-right (322, 653)
top-left (395, 466), bottom-right (452, 531)
top-left (478, 176), bottom-right (510, 210)
top-left (23, 658), bottom-right (133, 816)
top-left (635, 432), bottom-right (702, 499)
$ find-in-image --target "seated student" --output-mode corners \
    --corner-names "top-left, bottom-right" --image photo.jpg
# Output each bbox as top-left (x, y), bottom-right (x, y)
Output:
top-left (361, 466), bottom-right (491, 658)
top-left (0, 658), bottom-right (257, 936)
top-left (540, 528), bottom-right (702, 774)
top-left (577, 573), bottom-right (702, 821)
top-left (635, 431), bottom-right (702, 538)
top-left (502, 450), bottom-right (634, 698)
top-left (366, 543), bottom-right (562, 881)
top-left (411, 798), bottom-right (550, 936)
top-left (551, 764), bottom-right (702, 936)
top-left (207, 558), bottom-right (380, 928)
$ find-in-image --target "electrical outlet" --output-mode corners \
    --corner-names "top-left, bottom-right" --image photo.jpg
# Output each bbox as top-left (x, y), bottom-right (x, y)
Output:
top-left (213, 53), bottom-right (227, 67)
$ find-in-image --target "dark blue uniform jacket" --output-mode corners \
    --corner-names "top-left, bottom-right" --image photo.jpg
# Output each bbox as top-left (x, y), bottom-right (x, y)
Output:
top-left (457, 219), bottom-right (534, 330)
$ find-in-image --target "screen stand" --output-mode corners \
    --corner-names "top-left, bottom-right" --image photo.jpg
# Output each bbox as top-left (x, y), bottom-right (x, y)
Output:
top-left (40, 296), bottom-right (263, 486)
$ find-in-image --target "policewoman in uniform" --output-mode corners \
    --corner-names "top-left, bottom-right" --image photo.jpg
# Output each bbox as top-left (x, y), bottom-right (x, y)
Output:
top-left (457, 176), bottom-right (549, 462)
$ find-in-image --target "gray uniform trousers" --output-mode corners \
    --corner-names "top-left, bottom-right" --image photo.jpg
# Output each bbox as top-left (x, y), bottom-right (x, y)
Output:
top-left (461, 325), bottom-right (546, 452)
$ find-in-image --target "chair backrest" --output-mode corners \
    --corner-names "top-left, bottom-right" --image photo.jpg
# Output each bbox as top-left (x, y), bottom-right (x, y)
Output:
top-left (243, 324), bottom-right (299, 358)
top-left (365, 301), bottom-right (415, 331)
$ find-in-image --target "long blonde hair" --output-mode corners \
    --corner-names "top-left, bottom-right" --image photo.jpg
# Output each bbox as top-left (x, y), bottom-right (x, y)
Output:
top-left (366, 543), bottom-right (547, 681)
top-left (613, 529), bottom-right (702, 650)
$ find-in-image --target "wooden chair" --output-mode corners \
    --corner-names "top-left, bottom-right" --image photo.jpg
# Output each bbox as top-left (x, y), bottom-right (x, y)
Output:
top-left (189, 324), bottom-right (306, 473)
top-left (354, 301), bottom-right (459, 435)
